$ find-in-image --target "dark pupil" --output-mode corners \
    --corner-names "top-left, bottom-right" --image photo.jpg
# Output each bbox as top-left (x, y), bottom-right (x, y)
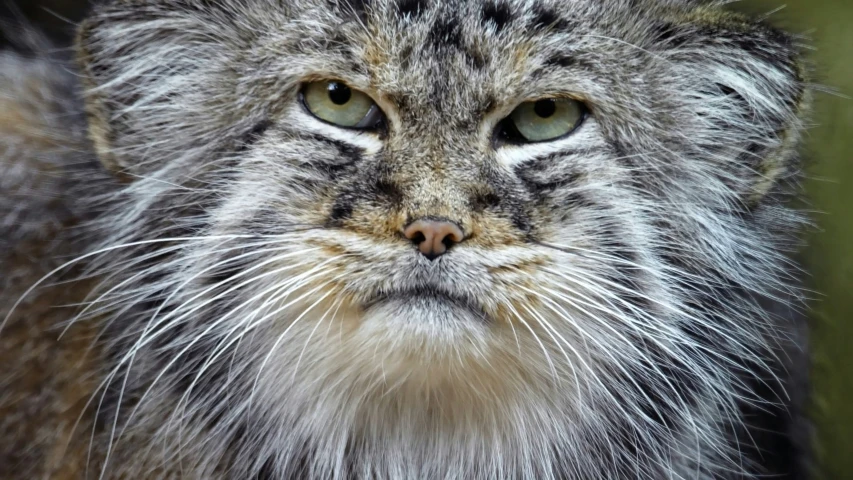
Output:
top-left (533, 99), bottom-right (557, 118)
top-left (328, 82), bottom-right (352, 105)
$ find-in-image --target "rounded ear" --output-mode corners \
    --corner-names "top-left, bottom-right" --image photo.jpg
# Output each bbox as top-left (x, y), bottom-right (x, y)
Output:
top-left (663, 8), bottom-right (810, 203)
top-left (75, 1), bottom-right (259, 176)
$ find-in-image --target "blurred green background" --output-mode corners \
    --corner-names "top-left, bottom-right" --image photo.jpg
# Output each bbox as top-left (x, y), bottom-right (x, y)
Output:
top-left (776, 1), bottom-right (853, 476)
top-left (731, 1), bottom-right (853, 477)
top-left (1, 0), bottom-right (851, 477)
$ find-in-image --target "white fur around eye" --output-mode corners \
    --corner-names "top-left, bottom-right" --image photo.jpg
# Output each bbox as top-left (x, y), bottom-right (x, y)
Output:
top-left (287, 102), bottom-right (384, 155)
top-left (494, 116), bottom-right (601, 168)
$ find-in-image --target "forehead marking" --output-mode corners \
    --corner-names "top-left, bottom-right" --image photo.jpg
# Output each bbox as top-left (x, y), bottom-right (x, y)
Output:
top-left (329, 0), bottom-right (371, 23)
top-left (397, 0), bottom-right (428, 18)
top-left (530, 4), bottom-right (572, 32)
top-left (481, 1), bottom-right (514, 31)
top-left (428, 15), bottom-right (463, 50)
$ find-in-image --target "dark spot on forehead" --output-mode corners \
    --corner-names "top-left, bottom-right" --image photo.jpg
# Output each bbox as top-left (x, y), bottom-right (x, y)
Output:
top-left (481, 1), bottom-right (513, 31)
top-left (530, 5), bottom-right (571, 32)
top-left (397, 0), bottom-right (428, 19)
top-left (328, 0), bottom-right (371, 23)
top-left (398, 45), bottom-right (414, 70)
top-left (544, 55), bottom-right (578, 69)
top-left (531, 53), bottom-right (595, 78)
top-left (428, 16), bottom-right (463, 50)
top-left (465, 48), bottom-right (486, 69)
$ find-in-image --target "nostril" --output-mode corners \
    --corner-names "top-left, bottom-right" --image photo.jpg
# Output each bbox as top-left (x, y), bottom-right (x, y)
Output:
top-left (441, 235), bottom-right (456, 249)
top-left (403, 218), bottom-right (465, 260)
top-left (440, 228), bottom-right (462, 248)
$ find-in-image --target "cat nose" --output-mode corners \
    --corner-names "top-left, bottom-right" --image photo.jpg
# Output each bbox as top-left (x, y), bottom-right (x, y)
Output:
top-left (403, 218), bottom-right (465, 260)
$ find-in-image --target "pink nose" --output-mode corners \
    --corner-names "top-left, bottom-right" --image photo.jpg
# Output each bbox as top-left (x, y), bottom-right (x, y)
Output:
top-left (403, 219), bottom-right (465, 260)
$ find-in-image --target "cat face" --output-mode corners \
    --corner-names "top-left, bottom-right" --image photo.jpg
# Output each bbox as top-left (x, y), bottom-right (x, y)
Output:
top-left (77, 0), bottom-right (807, 476)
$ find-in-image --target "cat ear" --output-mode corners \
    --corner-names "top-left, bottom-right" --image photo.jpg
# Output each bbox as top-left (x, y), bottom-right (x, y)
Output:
top-left (76, 1), bottom-right (255, 175)
top-left (663, 10), bottom-right (809, 202)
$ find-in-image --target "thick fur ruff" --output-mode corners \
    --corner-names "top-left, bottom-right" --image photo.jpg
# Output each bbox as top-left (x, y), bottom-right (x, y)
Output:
top-left (0, 0), bottom-right (812, 478)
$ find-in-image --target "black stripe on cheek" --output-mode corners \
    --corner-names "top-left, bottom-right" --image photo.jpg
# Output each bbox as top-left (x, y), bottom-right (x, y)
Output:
top-left (597, 234), bottom-right (650, 310)
top-left (515, 154), bottom-right (589, 203)
top-left (607, 268), bottom-right (652, 312)
top-left (203, 247), bottom-right (259, 287)
top-left (328, 192), bottom-right (356, 224)
top-left (523, 172), bottom-right (583, 195)
top-left (300, 134), bottom-right (363, 163)
top-left (170, 338), bottom-right (234, 405)
top-left (291, 133), bottom-right (365, 178)
top-left (511, 210), bottom-right (532, 235)
top-left (236, 120), bottom-right (272, 153)
top-left (560, 192), bottom-right (595, 211)
top-left (398, 45), bottom-right (414, 70)
top-left (256, 453), bottom-right (276, 479)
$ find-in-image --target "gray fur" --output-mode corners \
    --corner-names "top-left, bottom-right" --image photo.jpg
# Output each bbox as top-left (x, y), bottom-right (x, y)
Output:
top-left (0, 0), bottom-right (812, 478)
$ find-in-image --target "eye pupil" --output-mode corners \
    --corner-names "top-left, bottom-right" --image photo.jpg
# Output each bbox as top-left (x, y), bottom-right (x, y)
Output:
top-left (533, 99), bottom-right (556, 118)
top-left (327, 82), bottom-right (352, 105)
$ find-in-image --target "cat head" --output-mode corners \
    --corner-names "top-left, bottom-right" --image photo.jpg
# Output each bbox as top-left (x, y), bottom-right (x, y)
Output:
top-left (75, 0), bottom-right (808, 476)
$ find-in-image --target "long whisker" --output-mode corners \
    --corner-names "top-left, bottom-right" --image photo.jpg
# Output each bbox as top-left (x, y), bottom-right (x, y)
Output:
top-left (114, 255), bottom-right (348, 439)
top-left (522, 284), bottom-right (700, 434)
top-left (1, 235), bottom-right (261, 334)
top-left (501, 301), bottom-right (558, 383)
top-left (249, 280), bottom-right (342, 402)
top-left (518, 303), bottom-right (587, 408)
top-left (542, 264), bottom-right (779, 383)
top-left (290, 297), bottom-right (344, 385)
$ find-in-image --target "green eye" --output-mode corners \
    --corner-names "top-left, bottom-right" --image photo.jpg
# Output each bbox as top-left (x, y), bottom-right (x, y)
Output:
top-left (502, 98), bottom-right (585, 143)
top-left (301, 81), bottom-right (383, 129)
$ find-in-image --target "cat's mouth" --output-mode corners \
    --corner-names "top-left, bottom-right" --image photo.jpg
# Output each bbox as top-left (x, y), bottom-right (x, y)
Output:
top-left (362, 287), bottom-right (490, 323)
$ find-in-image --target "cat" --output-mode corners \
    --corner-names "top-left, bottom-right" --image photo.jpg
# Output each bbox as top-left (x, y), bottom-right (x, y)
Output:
top-left (0, 0), bottom-right (812, 477)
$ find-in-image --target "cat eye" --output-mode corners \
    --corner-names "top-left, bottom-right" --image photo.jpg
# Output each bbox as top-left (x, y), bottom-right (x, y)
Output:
top-left (301, 81), bottom-right (384, 129)
top-left (497, 98), bottom-right (586, 143)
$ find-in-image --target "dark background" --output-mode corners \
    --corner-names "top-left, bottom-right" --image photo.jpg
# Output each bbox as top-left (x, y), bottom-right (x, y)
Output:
top-left (0, 1), bottom-right (89, 45)
top-left (1, 0), bottom-right (851, 477)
